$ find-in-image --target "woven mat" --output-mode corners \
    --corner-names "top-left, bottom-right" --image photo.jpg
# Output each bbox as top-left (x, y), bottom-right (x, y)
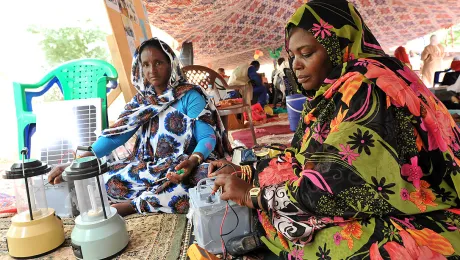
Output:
top-left (0, 179), bottom-right (16, 215)
top-left (0, 213), bottom-right (187, 260)
top-left (229, 119), bottom-right (293, 148)
top-left (0, 194), bottom-right (15, 214)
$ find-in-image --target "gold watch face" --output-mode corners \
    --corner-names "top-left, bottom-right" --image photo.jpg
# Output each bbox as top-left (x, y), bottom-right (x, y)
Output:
top-left (250, 187), bottom-right (260, 196)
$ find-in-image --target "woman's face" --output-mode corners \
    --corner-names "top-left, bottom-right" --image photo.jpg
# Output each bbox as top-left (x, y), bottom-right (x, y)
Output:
top-left (287, 27), bottom-right (332, 91)
top-left (140, 46), bottom-right (171, 89)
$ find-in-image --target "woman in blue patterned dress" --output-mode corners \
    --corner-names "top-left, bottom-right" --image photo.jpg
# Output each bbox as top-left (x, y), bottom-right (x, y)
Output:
top-left (49, 38), bottom-right (229, 216)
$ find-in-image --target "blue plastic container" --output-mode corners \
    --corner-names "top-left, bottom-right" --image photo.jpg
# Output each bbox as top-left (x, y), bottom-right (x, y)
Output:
top-left (286, 94), bottom-right (306, 132)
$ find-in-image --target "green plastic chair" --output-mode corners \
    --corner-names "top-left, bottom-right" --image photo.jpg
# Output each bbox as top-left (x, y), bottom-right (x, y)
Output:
top-left (13, 59), bottom-right (118, 158)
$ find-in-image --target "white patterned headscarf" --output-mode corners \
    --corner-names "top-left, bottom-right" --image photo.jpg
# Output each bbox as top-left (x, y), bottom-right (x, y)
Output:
top-left (101, 38), bottom-right (231, 159)
top-left (131, 37), bottom-right (186, 94)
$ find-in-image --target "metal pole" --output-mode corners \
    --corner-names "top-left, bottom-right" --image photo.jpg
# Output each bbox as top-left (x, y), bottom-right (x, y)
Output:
top-left (21, 149), bottom-right (34, 221)
top-left (95, 175), bottom-right (108, 220)
top-left (78, 146), bottom-right (108, 219)
top-left (91, 147), bottom-right (108, 220)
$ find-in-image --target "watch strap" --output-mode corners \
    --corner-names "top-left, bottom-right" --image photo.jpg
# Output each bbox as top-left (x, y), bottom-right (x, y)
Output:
top-left (250, 187), bottom-right (261, 210)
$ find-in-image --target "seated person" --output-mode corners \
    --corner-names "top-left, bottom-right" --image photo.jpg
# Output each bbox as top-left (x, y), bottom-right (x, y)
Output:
top-left (273, 57), bottom-right (288, 102)
top-left (436, 57), bottom-right (460, 109)
top-left (443, 57), bottom-right (460, 90)
top-left (216, 67), bottom-right (235, 100)
top-left (48, 38), bottom-right (229, 216)
top-left (248, 60), bottom-right (268, 106)
top-left (207, 0), bottom-right (460, 258)
top-left (217, 68), bottom-right (230, 81)
top-left (434, 89), bottom-right (460, 109)
top-left (394, 46), bottom-right (412, 69)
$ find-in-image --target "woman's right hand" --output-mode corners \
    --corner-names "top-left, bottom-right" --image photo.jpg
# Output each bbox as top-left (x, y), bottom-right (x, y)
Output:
top-left (47, 163), bottom-right (71, 185)
top-left (47, 151), bottom-right (94, 185)
top-left (207, 160), bottom-right (241, 177)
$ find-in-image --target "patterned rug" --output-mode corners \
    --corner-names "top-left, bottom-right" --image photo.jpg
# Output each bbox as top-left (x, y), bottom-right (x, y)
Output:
top-left (230, 119), bottom-right (293, 148)
top-left (0, 194), bottom-right (15, 214)
top-left (0, 213), bottom-right (187, 260)
top-left (0, 178), bottom-right (16, 214)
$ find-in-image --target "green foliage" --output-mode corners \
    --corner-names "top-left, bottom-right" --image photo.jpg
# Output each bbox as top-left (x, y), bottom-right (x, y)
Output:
top-left (27, 22), bottom-right (110, 102)
top-left (444, 24), bottom-right (460, 47)
top-left (269, 46), bottom-right (283, 60)
top-left (28, 23), bottom-right (110, 68)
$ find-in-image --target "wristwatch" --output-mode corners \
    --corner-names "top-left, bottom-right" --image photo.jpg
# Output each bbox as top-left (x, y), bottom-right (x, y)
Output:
top-left (249, 187), bottom-right (261, 209)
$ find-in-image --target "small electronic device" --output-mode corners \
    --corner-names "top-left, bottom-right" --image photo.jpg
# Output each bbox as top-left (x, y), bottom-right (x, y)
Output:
top-left (187, 244), bottom-right (220, 260)
top-left (4, 148), bottom-right (65, 258)
top-left (188, 178), bottom-right (252, 254)
top-left (62, 146), bottom-right (129, 259)
top-left (154, 169), bottom-right (185, 184)
top-left (32, 98), bottom-right (103, 218)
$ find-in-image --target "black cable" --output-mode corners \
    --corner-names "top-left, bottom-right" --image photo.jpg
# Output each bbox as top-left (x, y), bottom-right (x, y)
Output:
top-left (221, 201), bottom-right (239, 236)
top-left (220, 201), bottom-right (240, 259)
top-left (226, 163), bottom-right (238, 174)
top-left (214, 164), bottom-right (240, 259)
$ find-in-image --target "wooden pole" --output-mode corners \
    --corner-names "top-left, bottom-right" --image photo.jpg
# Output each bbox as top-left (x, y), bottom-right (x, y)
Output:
top-left (107, 85), bottom-right (121, 107)
top-left (103, 0), bottom-right (154, 103)
top-left (106, 34), bottom-right (135, 103)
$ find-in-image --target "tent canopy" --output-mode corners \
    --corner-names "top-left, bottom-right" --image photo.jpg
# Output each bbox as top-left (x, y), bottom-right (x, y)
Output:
top-left (144, 0), bottom-right (460, 69)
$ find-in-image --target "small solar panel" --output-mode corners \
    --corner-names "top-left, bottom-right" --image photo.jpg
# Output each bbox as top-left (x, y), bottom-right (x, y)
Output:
top-left (31, 98), bottom-right (102, 166)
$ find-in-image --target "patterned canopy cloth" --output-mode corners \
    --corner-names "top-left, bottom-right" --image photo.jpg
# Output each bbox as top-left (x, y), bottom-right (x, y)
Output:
top-left (102, 38), bottom-right (229, 213)
top-left (144, 0), bottom-right (460, 69)
top-left (257, 1), bottom-right (460, 259)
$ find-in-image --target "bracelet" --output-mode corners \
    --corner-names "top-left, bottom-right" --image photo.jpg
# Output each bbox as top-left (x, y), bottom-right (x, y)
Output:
top-left (190, 154), bottom-right (203, 164)
top-left (240, 165), bottom-right (252, 184)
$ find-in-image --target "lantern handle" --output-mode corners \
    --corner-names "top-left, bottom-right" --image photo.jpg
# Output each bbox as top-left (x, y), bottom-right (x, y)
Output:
top-left (75, 146), bottom-right (108, 220)
top-left (76, 146), bottom-right (92, 152)
top-left (20, 147), bottom-right (28, 155)
top-left (21, 147), bottom-right (34, 221)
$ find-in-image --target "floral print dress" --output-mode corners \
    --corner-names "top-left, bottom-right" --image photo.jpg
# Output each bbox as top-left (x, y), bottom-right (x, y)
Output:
top-left (105, 105), bottom-right (207, 214)
top-left (100, 38), bottom-right (229, 214)
top-left (256, 1), bottom-right (460, 259)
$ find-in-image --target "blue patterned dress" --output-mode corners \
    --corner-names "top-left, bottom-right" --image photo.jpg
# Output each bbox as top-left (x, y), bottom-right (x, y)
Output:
top-left (105, 105), bottom-right (208, 213)
top-left (98, 38), bottom-right (230, 214)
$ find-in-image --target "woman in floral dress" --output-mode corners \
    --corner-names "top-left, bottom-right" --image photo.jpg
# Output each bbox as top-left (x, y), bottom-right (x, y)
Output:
top-left (49, 38), bottom-right (229, 215)
top-left (209, 0), bottom-right (460, 259)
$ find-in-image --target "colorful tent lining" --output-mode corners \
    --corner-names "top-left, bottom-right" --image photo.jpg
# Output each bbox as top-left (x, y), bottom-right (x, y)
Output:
top-left (144, 0), bottom-right (460, 69)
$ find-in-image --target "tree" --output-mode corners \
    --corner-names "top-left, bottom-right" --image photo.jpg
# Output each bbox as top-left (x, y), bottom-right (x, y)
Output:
top-left (27, 22), bottom-right (110, 101)
top-left (445, 24), bottom-right (460, 48)
top-left (28, 22), bottom-right (110, 67)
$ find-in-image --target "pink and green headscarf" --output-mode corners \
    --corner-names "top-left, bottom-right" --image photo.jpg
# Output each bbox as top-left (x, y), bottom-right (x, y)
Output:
top-left (286, 0), bottom-right (386, 69)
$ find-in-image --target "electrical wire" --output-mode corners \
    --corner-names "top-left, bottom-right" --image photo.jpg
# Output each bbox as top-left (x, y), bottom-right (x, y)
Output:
top-left (213, 163), bottom-right (238, 176)
top-left (218, 170), bottom-right (241, 259)
top-left (222, 201), bottom-right (239, 237)
top-left (220, 203), bottom-right (229, 257)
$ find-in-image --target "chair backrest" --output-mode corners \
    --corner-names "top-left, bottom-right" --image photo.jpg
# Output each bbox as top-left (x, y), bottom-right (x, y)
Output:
top-left (13, 58), bottom-right (118, 158)
top-left (54, 59), bottom-right (118, 102)
top-left (182, 65), bottom-right (226, 100)
top-left (183, 65), bottom-right (253, 106)
top-left (433, 68), bottom-right (452, 88)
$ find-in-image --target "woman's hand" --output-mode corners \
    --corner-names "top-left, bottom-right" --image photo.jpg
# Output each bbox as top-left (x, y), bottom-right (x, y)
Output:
top-left (48, 163), bottom-right (71, 185)
top-left (112, 202), bottom-right (136, 217)
top-left (47, 151), bottom-right (94, 185)
top-left (207, 160), bottom-right (241, 177)
top-left (155, 155), bottom-right (201, 194)
top-left (167, 155), bottom-right (201, 184)
top-left (212, 175), bottom-right (254, 208)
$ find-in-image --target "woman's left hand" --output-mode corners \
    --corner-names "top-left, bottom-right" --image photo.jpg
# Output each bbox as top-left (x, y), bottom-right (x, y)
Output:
top-left (112, 202), bottom-right (137, 217)
top-left (213, 175), bottom-right (254, 208)
top-left (167, 155), bottom-right (200, 184)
